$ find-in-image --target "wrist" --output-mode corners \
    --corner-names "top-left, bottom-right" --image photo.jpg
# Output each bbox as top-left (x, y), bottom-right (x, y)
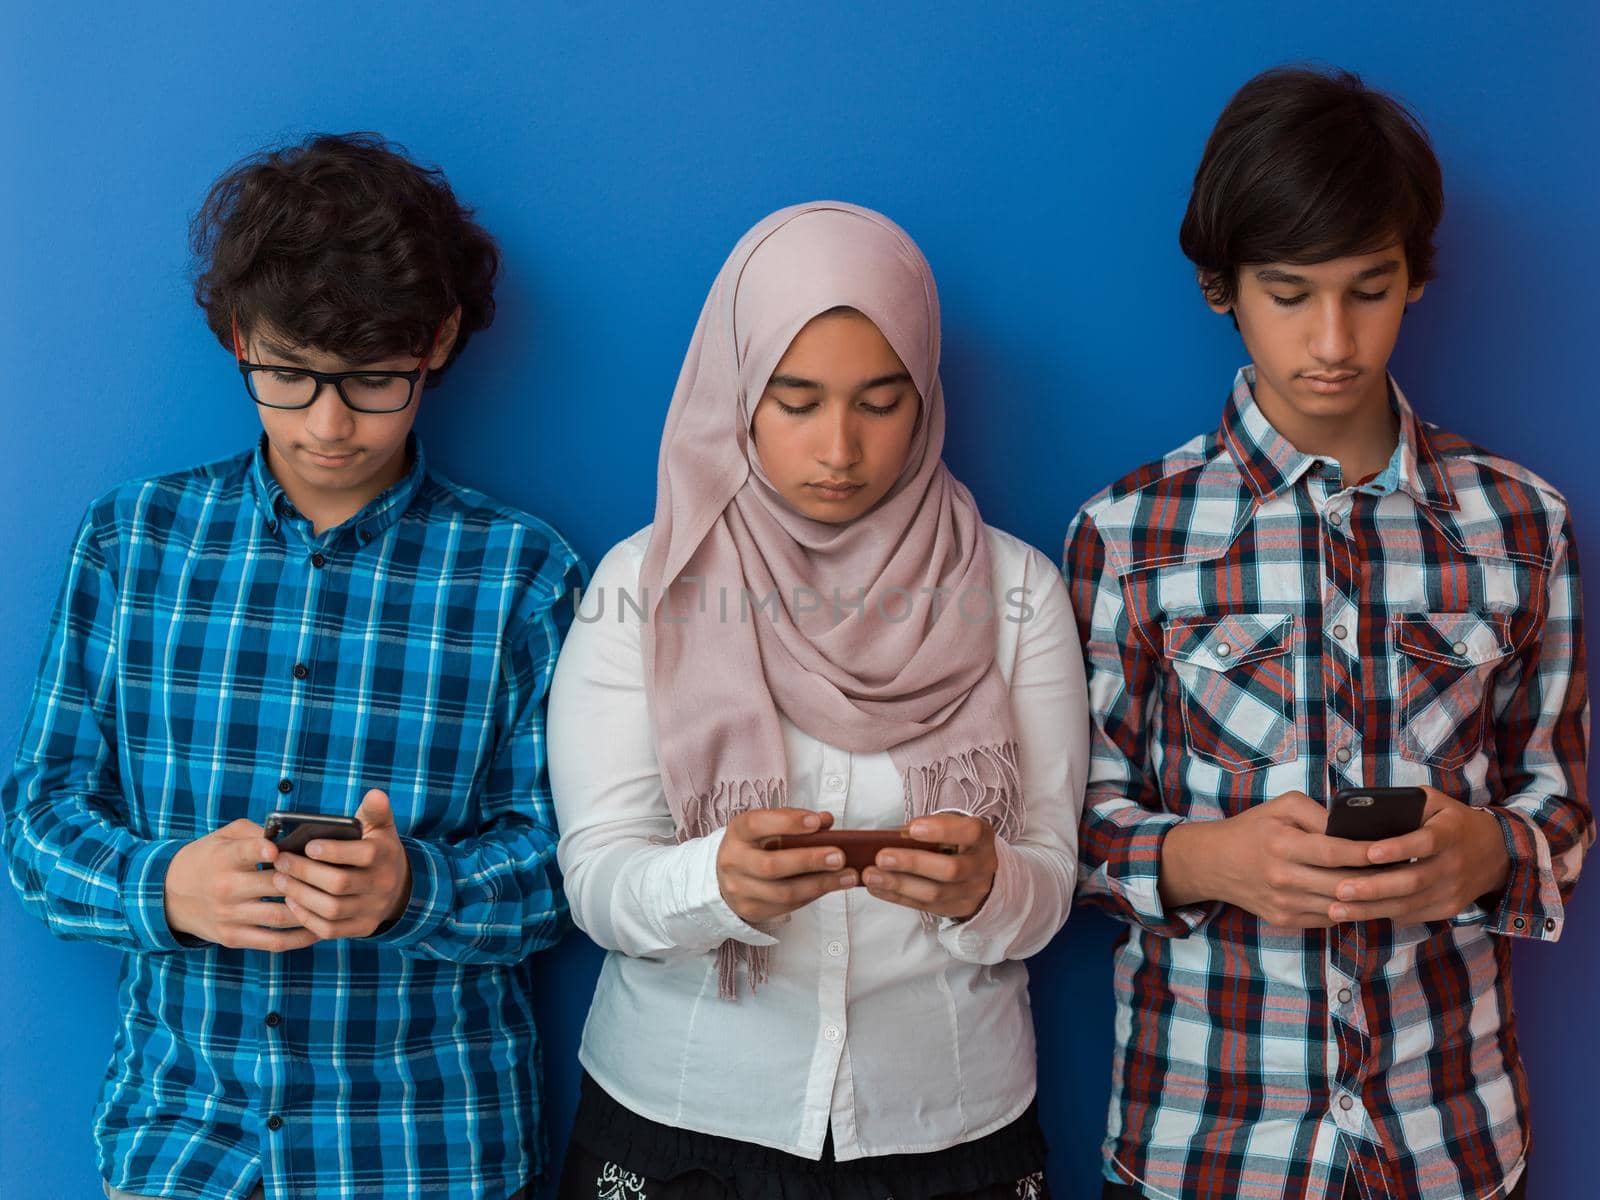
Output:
top-left (1472, 808), bottom-right (1513, 900)
top-left (161, 843), bottom-right (198, 938)
top-left (1159, 820), bottom-right (1222, 909)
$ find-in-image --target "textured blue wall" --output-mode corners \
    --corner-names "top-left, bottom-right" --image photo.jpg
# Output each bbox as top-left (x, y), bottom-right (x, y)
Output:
top-left (2, 3), bottom-right (1595, 1196)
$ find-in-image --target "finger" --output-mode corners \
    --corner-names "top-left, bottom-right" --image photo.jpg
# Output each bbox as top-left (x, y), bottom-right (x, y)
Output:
top-left (355, 788), bottom-right (394, 833)
top-left (861, 868), bottom-right (948, 906)
top-left (876, 846), bottom-right (966, 883)
top-left (906, 814), bottom-right (986, 849)
top-left (221, 860), bottom-right (288, 900)
top-left (732, 808), bottom-right (831, 840)
top-left (274, 853), bottom-right (360, 896)
top-left (1262, 861), bottom-right (1366, 900)
top-left (1294, 832), bottom-right (1385, 871)
top-left (221, 924), bottom-right (320, 952)
top-left (1256, 897), bottom-right (1343, 929)
top-left (231, 900), bottom-right (306, 929)
top-left (738, 844), bottom-right (850, 881)
top-left (276, 873), bottom-right (354, 920)
top-left (1326, 894), bottom-right (1435, 924)
top-left (304, 837), bottom-right (379, 868)
top-left (235, 837), bottom-right (279, 868)
top-left (732, 870), bottom-right (856, 907)
top-left (1333, 865), bottom-right (1429, 905)
top-left (1420, 785), bottom-right (1458, 815)
top-left (1274, 791), bottom-right (1331, 833)
top-left (218, 819), bottom-right (267, 838)
top-left (1366, 826), bottom-right (1440, 866)
top-left (284, 898), bottom-right (381, 940)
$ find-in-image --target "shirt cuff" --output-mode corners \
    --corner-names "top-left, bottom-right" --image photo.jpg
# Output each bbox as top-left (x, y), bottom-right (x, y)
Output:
top-left (1105, 813), bottom-right (1220, 938)
top-left (1480, 807), bottom-right (1565, 941)
top-left (670, 827), bottom-right (779, 949)
top-left (368, 836), bottom-right (456, 948)
top-left (937, 834), bottom-right (1028, 964)
top-left (122, 837), bottom-right (196, 953)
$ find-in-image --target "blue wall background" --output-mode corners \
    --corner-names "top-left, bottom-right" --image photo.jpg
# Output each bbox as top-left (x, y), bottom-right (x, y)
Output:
top-left (2, 3), bottom-right (1596, 1196)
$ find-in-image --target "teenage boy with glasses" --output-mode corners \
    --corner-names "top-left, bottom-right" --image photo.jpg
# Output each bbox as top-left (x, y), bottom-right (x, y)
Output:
top-left (1064, 67), bottom-right (1589, 1200)
top-left (1, 133), bottom-right (582, 1200)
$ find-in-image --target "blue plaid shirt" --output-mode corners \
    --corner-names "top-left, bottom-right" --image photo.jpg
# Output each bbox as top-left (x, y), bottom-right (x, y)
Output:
top-left (2, 438), bottom-right (583, 1199)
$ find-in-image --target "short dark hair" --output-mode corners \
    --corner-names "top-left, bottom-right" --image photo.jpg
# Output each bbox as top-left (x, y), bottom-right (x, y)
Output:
top-left (192, 132), bottom-right (499, 386)
top-left (1179, 66), bottom-right (1443, 309)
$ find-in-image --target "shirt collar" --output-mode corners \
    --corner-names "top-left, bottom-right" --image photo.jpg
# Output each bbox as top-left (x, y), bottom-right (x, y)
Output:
top-left (1219, 365), bottom-right (1456, 510)
top-left (249, 433), bottom-right (429, 540)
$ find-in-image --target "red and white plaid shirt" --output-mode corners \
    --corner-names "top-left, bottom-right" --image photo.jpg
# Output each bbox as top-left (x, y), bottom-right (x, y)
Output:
top-left (1064, 367), bottom-right (1590, 1200)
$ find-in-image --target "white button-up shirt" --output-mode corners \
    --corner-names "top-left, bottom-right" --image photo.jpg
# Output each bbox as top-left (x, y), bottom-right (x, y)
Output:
top-left (549, 525), bottom-right (1088, 1160)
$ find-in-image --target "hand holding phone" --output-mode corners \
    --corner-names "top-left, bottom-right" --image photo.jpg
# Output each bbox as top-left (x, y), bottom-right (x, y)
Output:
top-left (163, 818), bottom-right (319, 952)
top-left (857, 812), bottom-right (1000, 921)
top-left (716, 809), bottom-right (860, 924)
top-left (1326, 786), bottom-right (1514, 926)
top-left (270, 789), bottom-right (413, 940)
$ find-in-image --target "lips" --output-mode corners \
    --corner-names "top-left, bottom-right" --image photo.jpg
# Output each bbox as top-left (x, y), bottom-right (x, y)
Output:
top-left (806, 480), bottom-right (866, 501)
top-left (304, 448), bottom-right (358, 466)
top-left (1301, 372), bottom-right (1359, 394)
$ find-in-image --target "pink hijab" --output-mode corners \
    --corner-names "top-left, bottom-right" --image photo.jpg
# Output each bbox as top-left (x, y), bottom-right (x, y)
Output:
top-left (641, 203), bottom-right (1022, 997)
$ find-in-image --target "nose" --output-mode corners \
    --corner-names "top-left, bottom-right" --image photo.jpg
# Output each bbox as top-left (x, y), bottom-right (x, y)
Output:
top-left (815, 406), bottom-right (861, 471)
top-left (1309, 296), bottom-right (1357, 366)
top-left (303, 381), bottom-right (357, 443)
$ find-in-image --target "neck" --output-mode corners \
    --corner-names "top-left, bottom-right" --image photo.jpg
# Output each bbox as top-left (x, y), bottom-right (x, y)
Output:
top-left (267, 443), bottom-right (409, 535)
top-left (1252, 371), bottom-right (1399, 484)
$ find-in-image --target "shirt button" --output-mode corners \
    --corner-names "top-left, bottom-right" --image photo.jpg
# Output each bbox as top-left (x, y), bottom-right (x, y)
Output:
top-left (1545, 918), bottom-right (1557, 932)
top-left (1338, 1094), bottom-right (1354, 1112)
top-left (311, 553), bottom-right (327, 569)
top-left (1337, 988), bottom-right (1353, 1005)
top-left (824, 775), bottom-right (844, 792)
top-left (827, 940), bottom-right (844, 957)
top-left (1451, 641), bottom-right (1468, 656)
top-left (266, 1115), bottom-right (284, 1131)
top-left (265, 1012), bottom-right (280, 1028)
top-left (1215, 643), bottom-right (1232, 658)
top-left (1513, 917), bottom-right (1527, 930)
top-left (1335, 747), bottom-right (1352, 764)
top-left (1328, 511), bottom-right (1344, 527)
top-left (823, 1024), bottom-right (841, 1043)
top-left (292, 663), bottom-right (309, 680)
top-left (1332, 624), bottom-right (1348, 641)
top-left (277, 778), bottom-right (294, 794)
top-left (360, 530), bottom-right (374, 544)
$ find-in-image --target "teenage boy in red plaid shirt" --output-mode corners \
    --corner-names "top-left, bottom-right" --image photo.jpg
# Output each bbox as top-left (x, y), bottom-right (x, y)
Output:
top-left (1065, 66), bottom-right (1589, 1200)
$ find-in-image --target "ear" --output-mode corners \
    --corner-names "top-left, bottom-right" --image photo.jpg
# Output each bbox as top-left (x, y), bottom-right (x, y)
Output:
top-left (428, 306), bottom-right (463, 371)
top-left (1405, 281), bottom-right (1426, 305)
top-left (1198, 269), bottom-right (1233, 316)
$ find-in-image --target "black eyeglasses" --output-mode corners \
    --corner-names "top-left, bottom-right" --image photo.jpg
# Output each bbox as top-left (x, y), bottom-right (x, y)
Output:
top-left (232, 312), bottom-right (445, 414)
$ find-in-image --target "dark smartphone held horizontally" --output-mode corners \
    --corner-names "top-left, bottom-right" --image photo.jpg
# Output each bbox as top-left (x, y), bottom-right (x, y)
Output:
top-left (1325, 787), bottom-right (1426, 842)
top-left (263, 811), bottom-right (363, 856)
top-left (761, 827), bottom-right (958, 875)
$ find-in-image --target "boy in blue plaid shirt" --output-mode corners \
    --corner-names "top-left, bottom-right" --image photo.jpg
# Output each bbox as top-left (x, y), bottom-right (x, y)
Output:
top-left (1, 134), bottom-right (583, 1200)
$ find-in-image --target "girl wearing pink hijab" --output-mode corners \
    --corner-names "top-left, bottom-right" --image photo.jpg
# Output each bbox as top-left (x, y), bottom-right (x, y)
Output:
top-left (549, 203), bottom-right (1089, 1199)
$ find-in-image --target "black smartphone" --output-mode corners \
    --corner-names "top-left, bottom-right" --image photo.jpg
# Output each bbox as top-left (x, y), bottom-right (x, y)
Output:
top-left (1325, 787), bottom-right (1426, 842)
top-left (263, 811), bottom-right (363, 856)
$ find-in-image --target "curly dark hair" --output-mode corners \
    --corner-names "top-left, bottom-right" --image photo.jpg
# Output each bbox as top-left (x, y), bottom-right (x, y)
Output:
top-left (192, 132), bottom-right (499, 386)
top-left (1179, 66), bottom-right (1443, 310)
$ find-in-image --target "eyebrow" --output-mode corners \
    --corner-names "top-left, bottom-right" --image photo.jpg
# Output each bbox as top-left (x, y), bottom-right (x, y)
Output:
top-left (768, 371), bottom-right (914, 393)
top-left (1255, 260), bottom-right (1402, 287)
top-left (256, 338), bottom-right (312, 365)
